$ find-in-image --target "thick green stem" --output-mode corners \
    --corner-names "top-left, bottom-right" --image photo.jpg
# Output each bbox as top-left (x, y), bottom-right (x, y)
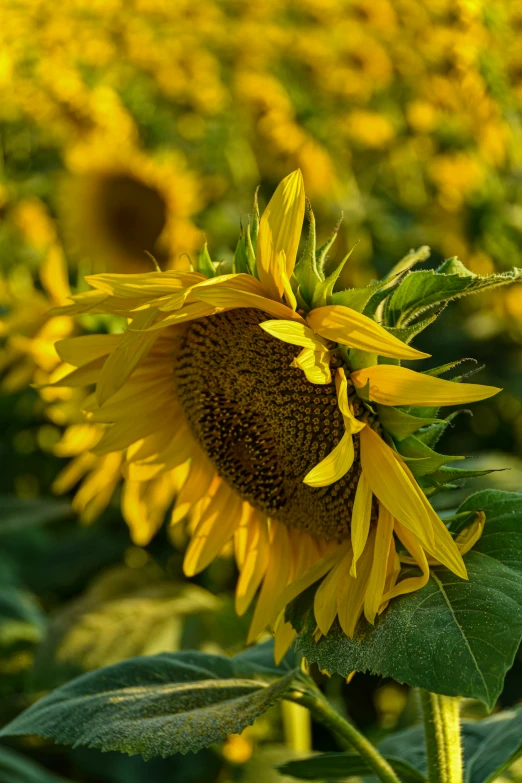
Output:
top-left (288, 684), bottom-right (401, 783)
top-left (420, 691), bottom-right (463, 783)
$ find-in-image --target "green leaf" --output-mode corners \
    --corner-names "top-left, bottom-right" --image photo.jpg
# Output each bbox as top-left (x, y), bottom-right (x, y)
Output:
top-left (32, 565), bottom-right (220, 688)
top-left (0, 646), bottom-right (296, 759)
top-left (378, 706), bottom-right (522, 783)
top-left (385, 261), bottom-right (522, 327)
top-left (384, 245), bottom-right (431, 278)
top-left (276, 751), bottom-right (425, 782)
top-left (386, 311), bottom-right (440, 344)
top-left (0, 746), bottom-right (73, 783)
top-left (0, 497), bottom-right (73, 535)
top-left (289, 490), bottom-right (522, 709)
top-left (0, 587), bottom-right (44, 647)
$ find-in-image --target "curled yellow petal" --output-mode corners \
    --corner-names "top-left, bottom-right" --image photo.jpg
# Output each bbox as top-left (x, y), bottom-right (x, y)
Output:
top-left (291, 348), bottom-right (333, 384)
top-left (257, 170), bottom-right (305, 301)
top-left (259, 320), bottom-right (329, 350)
top-left (350, 472), bottom-right (372, 577)
top-left (335, 368), bottom-right (365, 434)
top-left (352, 364), bottom-right (501, 406)
top-left (303, 431), bottom-right (354, 487)
top-left (364, 504), bottom-right (395, 625)
top-left (307, 305), bottom-right (430, 360)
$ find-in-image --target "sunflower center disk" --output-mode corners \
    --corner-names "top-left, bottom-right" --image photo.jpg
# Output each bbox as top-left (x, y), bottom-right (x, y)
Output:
top-left (175, 308), bottom-right (362, 540)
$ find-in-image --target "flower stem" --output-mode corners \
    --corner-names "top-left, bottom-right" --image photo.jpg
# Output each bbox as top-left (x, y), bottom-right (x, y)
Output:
top-left (420, 691), bottom-right (463, 783)
top-left (288, 681), bottom-right (401, 783)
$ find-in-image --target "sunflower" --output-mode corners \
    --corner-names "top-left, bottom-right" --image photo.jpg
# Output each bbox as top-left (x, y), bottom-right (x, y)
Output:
top-left (51, 171), bottom-right (499, 661)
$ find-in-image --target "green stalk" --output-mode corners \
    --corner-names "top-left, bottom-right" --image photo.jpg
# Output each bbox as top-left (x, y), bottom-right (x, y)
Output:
top-left (420, 691), bottom-right (463, 783)
top-left (288, 681), bottom-right (401, 783)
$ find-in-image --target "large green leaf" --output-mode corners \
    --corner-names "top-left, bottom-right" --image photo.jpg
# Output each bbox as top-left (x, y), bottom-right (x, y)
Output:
top-left (385, 260), bottom-right (522, 327)
top-left (0, 747), bottom-right (72, 783)
top-left (289, 490), bottom-right (522, 709)
top-left (32, 565), bottom-right (220, 688)
top-left (0, 498), bottom-right (73, 535)
top-left (276, 752), bottom-right (425, 782)
top-left (378, 706), bottom-right (522, 783)
top-left (0, 646), bottom-right (296, 759)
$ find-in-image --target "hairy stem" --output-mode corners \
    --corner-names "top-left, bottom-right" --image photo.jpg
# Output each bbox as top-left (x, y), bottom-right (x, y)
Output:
top-left (420, 691), bottom-right (463, 783)
top-left (288, 681), bottom-right (401, 783)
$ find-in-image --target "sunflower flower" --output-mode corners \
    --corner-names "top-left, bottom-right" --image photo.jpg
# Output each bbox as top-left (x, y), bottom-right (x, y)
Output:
top-left (51, 171), bottom-right (499, 659)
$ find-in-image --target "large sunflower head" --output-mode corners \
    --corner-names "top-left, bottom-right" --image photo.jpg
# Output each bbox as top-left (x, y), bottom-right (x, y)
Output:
top-left (52, 170), bottom-right (503, 661)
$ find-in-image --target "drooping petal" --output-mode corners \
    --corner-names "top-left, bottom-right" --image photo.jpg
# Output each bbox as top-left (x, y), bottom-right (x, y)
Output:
top-left (303, 431), bottom-right (355, 487)
top-left (248, 522), bottom-right (292, 643)
top-left (359, 427), bottom-right (467, 578)
top-left (55, 334), bottom-right (121, 367)
top-left (385, 520), bottom-right (430, 600)
top-left (183, 484), bottom-right (245, 576)
top-left (314, 554), bottom-right (347, 636)
top-left (351, 364), bottom-right (501, 407)
top-left (337, 530), bottom-right (375, 638)
top-left (259, 320), bottom-right (329, 351)
top-left (335, 368), bottom-right (366, 434)
top-left (364, 505), bottom-right (395, 624)
top-left (307, 305), bottom-right (430, 360)
top-left (235, 512), bottom-right (270, 616)
top-left (291, 347), bottom-right (333, 384)
top-left (257, 170), bottom-right (305, 301)
top-left (350, 472), bottom-right (372, 576)
top-left (274, 619), bottom-right (297, 665)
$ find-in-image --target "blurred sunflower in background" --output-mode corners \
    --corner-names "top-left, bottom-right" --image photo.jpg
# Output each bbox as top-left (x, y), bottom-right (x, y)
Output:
top-left (51, 172), bottom-right (499, 659)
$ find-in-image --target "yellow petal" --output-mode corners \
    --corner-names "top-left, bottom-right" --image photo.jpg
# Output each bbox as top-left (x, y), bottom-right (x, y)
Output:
top-left (269, 540), bottom-right (350, 625)
top-left (139, 302), bottom-right (220, 331)
top-left (335, 368), bottom-right (366, 434)
top-left (55, 335), bottom-right (121, 367)
top-left (259, 320), bottom-right (329, 351)
top-left (385, 521), bottom-right (430, 600)
top-left (351, 364), bottom-right (501, 407)
top-left (350, 472), bottom-right (372, 577)
top-left (307, 305), bottom-right (430, 360)
top-left (291, 347), bottom-right (333, 384)
top-left (158, 273), bottom-right (266, 313)
top-left (47, 289), bottom-right (108, 316)
top-left (303, 431), bottom-right (354, 487)
top-left (183, 485), bottom-right (244, 576)
top-left (455, 512), bottom-right (485, 555)
top-left (84, 271), bottom-right (204, 298)
top-left (364, 505), bottom-right (395, 625)
top-left (337, 531), bottom-right (375, 638)
top-left (235, 512), bottom-right (270, 616)
top-left (314, 556), bottom-right (346, 636)
top-left (274, 619), bottom-right (297, 665)
top-left (360, 427), bottom-right (467, 578)
top-left (281, 261), bottom-right (297, 311)
top-left (248, 522), bottom-right (292, 642)
top-left (257, 170), bottom-right (305, 301)
top-left (192, 286), bottom-right (306, 322)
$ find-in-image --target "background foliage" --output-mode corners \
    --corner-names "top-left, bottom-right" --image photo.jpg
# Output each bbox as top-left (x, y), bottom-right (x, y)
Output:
top-left (1, 1), bottom-right (522, 781)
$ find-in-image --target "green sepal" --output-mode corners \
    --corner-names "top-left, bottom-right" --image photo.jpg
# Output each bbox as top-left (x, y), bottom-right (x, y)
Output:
top-left (397, 434), bottom-right (464, 477)
top-left (245, 222), bottom-right (258, 277)
top-left (423, 358), bottom-right (477, 378)
top-left (311, 245), bottom-right (357, 308)
top-left (332, 276), bottom-right (400, 315)
top-left (384, 245), bottom-right (431, 278)
top-left (233, 230), bottom-right (249, 275)
top-left (250, 187), bottom-right (260, 250)
top-left (196, 242), bottom-right (216, 278)
top-left (294, 201), bottom-right (320, 303)
top-left (376, 404), bottom-right (440, 440)
top-left (415, 410), bottom-right (469, 449)
top-left (315, 213), bottom-right (342, 277)
top-left (386, 310), bottom-right (441, 344)
top-left (385, 258), bottom-right (522, 327)
top-left (418, 464), bottom-right (500, 490)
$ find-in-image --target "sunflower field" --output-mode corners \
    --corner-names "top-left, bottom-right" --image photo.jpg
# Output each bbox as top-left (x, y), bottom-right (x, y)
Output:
top-left (2, 2), bottom-right (522, 782)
